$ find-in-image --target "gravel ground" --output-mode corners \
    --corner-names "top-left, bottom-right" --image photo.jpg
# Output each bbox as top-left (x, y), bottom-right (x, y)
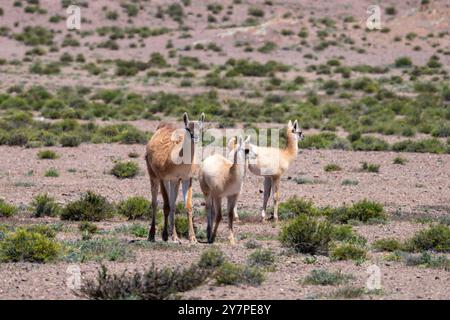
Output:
top-left (0, 143), bottom-right (449, 300)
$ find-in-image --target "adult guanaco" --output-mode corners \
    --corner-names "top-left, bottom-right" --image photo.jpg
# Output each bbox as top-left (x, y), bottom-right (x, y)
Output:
top-left (145, 112), bottom-right (205, 243)
top-left (247, 120), bottom-right (303, 222)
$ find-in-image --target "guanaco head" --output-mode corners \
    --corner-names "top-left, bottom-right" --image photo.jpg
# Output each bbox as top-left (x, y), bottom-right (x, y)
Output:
top-left (288, 120), bottom-right (304, 141)
top-left (228, 136), bottom-right (257, 161)
top-left (183, 112), bottom-right (205, 143)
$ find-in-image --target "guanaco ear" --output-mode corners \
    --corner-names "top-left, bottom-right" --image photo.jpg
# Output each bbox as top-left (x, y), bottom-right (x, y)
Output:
top-left (288, 120), bottom-right (293, 128)
top-left (227, 136), bottom-right (237, 151)
top-left (293, 120), bottom-right (298, 130)
top-left (199, 112), bottom-right (205, 124)
top-left (244, 135), bottom-right (251, 144)
top-left (238, 135), bottom-right (244, 147)
top-left (183, 112), bottom-right (189, 127)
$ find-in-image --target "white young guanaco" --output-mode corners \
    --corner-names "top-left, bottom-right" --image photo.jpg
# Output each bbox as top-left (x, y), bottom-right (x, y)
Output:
top-left (145, 112), bottom-right (205, 243)
top-left (246, 120), bottom-right (304, 222)
top-left (199, 136), bottom-right (255, 244)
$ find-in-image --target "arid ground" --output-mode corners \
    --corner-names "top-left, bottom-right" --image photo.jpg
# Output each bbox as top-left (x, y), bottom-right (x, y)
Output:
top-left (0, 0), bottom-right (449, 300)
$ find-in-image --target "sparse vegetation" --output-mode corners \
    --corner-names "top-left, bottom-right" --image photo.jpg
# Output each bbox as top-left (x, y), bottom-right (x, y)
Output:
top-left (303, 269), bottom-right (352, 286)
top-left (0, 200), bottom-right (18, 217)
top-left (30, 194), bottom-right (61, 217)
top-left (117, 197), bottom-right (150, 220)
top-left (110, 161), bottom-right (139, 179)
top-left (61, 191), bottom-right (114, 221)
top-left (0, 228), bottom-right (60, 263)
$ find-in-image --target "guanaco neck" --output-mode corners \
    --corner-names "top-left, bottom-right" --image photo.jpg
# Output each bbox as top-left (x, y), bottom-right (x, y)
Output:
top-left (230, 149), bottom-right (245, 179)
top-left (284, 127), bottom-right (298, 161)
top-left (181, 129), bottom-right (195, 165)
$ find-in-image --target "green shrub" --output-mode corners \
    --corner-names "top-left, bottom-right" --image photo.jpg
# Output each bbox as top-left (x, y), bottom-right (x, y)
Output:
top-left (395, 56), bottom-right (412, 68)
top-left (303, 269), bottom-right (352, 286)
top-left (393, 156), bottom-right (407, 165)
top-left (215, 262), bottom-right (264, 286)
top-left (30, 194), bottom-right (61, 217)
top-left (341, 179), bottom-right (358, 186)
top-left (324, 163), bottom-right (342, 172)
top-left (61, 191), bottom-right (114, 221)
top-left (198, 248), bottom-right (226, 269)
top-left (332, 286), bottom-right (365, 299)
top-left (325, 200), bottom-right (386, 224)
top-left (26, 225), bottom-right (57, 238)
top-left (29, 61), bottom-right (60, 75)
top-left (81, 262), bottom-right (210, 300)
top-left (361, 162), bottom-right (380, 173)
top-left (37, 149), bottom-right (58, 159)
top-left (385, 6), bottom-right (397, 15)
top-left (402, 251), bottom-right (450, 271)
top-left (248, 7), bottom-right (264, 17)
top-left (329, 242), bottom-right (367, 261)
top-left (14, 26), bottom-right (53, 46)
top-left (60, 134), bottom-right (81, 147)
top-left (330, 224), bottom-right (367, 245)
top-left (175, 215), bottom-right (190, 238)
top-left (0, 200), bottom-right (18, 217)
top-left (128, 223), bottom-right (147, 238)
top-left (63, 237), bottom-right (133, 262)
top-left (79, 221), bottom-right (98, 235)
top-left (406, 224), bottom-right (450, 252)
top-left (111, 161), bottom-right (139, 179)
top-left (0, 228), bottom-right (60, 262)
top-left (44, 168), bottom-right (59, 177)
top-left (352, 136), bottom-right (389, 151)
top-left (392, 138), bottom-right (446, 154)
top-left (279, 215), bottom-right (333, 254)
top-left (117, 197), bottom-right (150, 220)
top-left (247, 249), bottom-right (275, 269)
top-left (277, 196), bottom-right (317, 220)
top-left (372, 238), bottom-right (403, 252)
top-left (299, 133), bottom-right (337, 149)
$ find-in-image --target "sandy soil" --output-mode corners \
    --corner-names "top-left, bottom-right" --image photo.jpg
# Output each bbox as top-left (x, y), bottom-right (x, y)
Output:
top-left (0, 142), bottom-right (449, 300)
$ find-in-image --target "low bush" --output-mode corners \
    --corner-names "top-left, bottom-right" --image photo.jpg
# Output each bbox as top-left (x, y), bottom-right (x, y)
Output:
top-left (303, 269), bottom-right (352, 286)
top-left (37, 149), bottom-right (58, 159)
top-left (117, 197), bottom-right (150, 220)
top-left (405, 224), bottom-right (450, 252)
top-left (352, 136), bottom-right (389, 151)
top-left (324, 163), bottom-right (342, 172)
top-left (394, 56), bottom-right (412, 68)
top-left (329, 242), bottom-right (367, 261)
top-left (247, 249), bottom-right (275, 269)
top-left (0, 228), bottom-right (60, 263)
top-left (214, 262), bottom-right (264, 286)
top-left (60, 134), bottom-right (81, 147)
top-left (0, 200), bottom-right (18, 217)
top-left (277, 197), bottom-right (317, 220)
top-left (402, 251), bottom-right (450, 271)
top-left (393, 156), bottom-right (407, 165)
top-left (198, 248), bottom-right (226, 269)
top-left (81, 248), bottom-right (225, 299)
top-left (61, 191), bottom-right (114, 221)
top-left (360, 162), bottom-right (380, 173)
top-left (330, 224), bottom-right (367, 245)
top-left (392, 139), bottom-right (446, 154)
top-left (44, 168), bottom-right (59, 177)
top-left (324, 200), bottom-right (386, 224)
top-left (30, 194), bottom-right (61, 217)
top-left (111, 161), bottom-right (139, 179)
top-left (63, 237), bottom-right (132, 262)
top-left (372, 238), bottom-right (403, 252)
top-left (79, 221), bottom-right (98, 235)
top-left (279, 215), bottom-right (333, 254)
